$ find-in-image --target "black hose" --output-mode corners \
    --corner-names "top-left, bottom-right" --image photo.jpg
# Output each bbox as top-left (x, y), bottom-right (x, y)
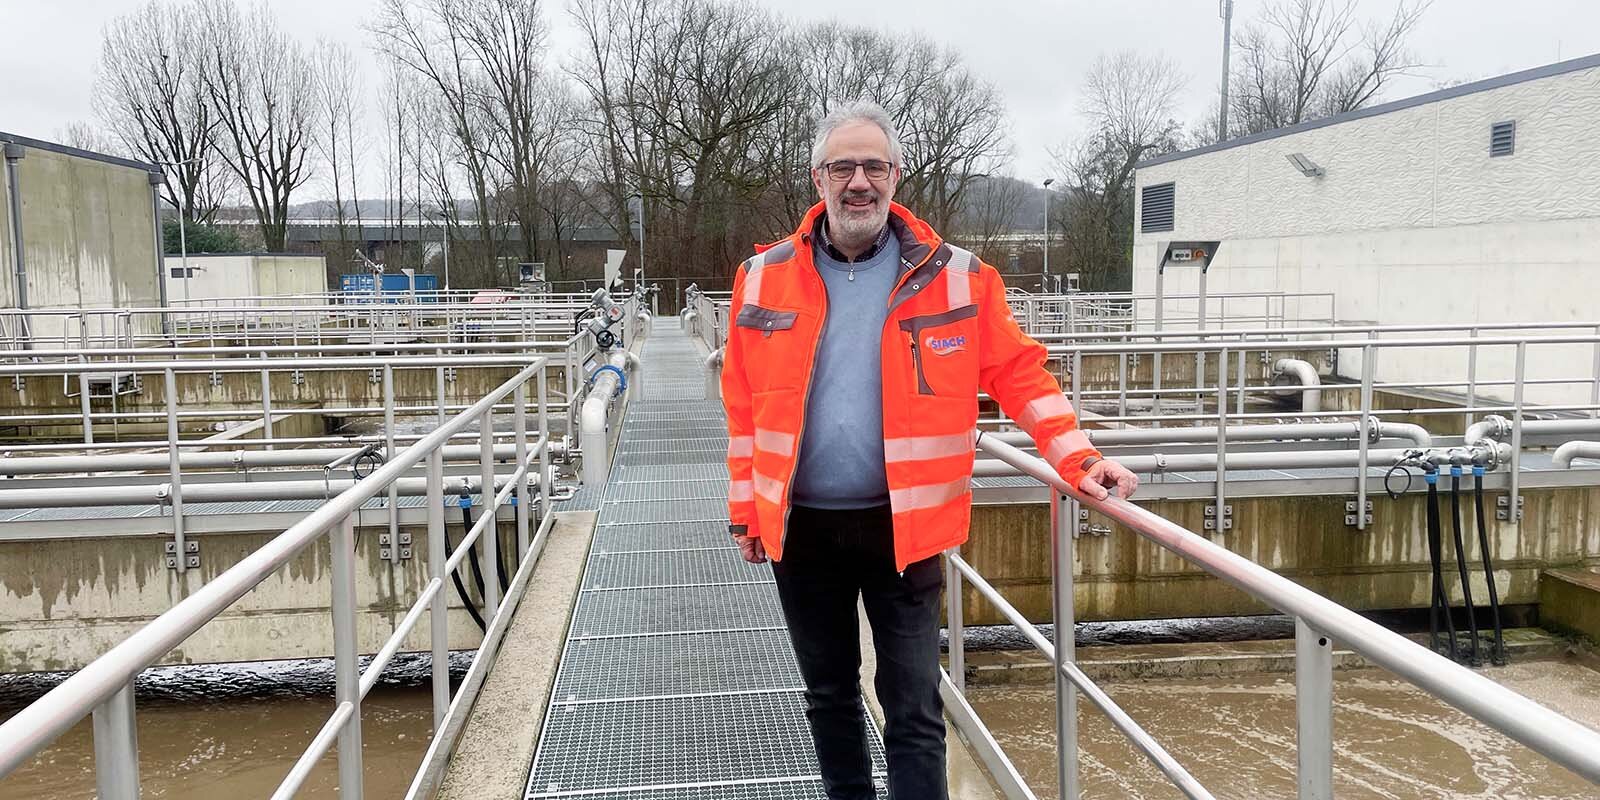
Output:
top-left (459, 496), bottom-right (489, 599)
top-left (442, 503), bottom-right (488, 632)
top-left (1448, 467), bottom-right (1482, 665)
top-left (460, 493), bottom-right (510, 602)
top-left (1424, 469), bottom-right (1460, 660)
top-left (1473, 466), bottom-right (1508, 665)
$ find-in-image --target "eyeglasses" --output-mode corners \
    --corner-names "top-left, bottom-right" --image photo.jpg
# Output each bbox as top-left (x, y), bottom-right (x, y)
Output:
top-left (821, 159), bottom-right (893, 182)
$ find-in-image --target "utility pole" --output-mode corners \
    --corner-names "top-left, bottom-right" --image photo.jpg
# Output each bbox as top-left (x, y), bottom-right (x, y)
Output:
top-left (1219, 0), bottom-right (1235, 142)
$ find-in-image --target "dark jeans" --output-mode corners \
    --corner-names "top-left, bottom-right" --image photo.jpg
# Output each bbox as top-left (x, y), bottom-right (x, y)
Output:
top-left (771, 504), bottom-right (947, 800)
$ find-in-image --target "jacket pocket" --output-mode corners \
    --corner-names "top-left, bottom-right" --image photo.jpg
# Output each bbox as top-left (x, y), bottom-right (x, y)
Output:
top-left (735, 304), bottom-right (798, 334)
top-left (898, 304), bottom-right (979, 395)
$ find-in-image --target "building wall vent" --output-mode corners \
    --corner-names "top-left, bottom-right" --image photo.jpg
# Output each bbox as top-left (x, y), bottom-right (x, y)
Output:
top-left (1490, 120), bottom-right (1516, 157)
top-left (1140, 182), bottom-right (1175, 233)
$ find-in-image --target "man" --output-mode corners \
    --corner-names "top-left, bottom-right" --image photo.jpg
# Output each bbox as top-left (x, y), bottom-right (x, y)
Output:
top-left (720, 101), bottom-right (1138, 799)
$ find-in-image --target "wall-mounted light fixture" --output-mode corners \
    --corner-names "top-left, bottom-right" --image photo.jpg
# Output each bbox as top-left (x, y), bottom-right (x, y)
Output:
top-left (1286, 152), bottom-right (1325, 178)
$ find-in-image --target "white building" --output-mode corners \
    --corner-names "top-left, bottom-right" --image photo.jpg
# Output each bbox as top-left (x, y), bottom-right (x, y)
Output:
top-left (164, 253), bottom-right (329, 305)
top-left (1133, 54), bottom-right (1600, 406)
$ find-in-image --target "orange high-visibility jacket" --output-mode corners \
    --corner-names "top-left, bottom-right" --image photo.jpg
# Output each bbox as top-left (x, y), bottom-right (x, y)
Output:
top-left (722, 201), bottom-right (1100, 570)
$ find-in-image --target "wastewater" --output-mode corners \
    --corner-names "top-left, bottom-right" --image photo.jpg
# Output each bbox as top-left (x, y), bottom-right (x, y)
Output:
top-left (0, 654), bottom-right (469, 800)
top-left (4, 627), bottom-right (1598, 798)
top-left (965, 656), bottom-right (1600, 799)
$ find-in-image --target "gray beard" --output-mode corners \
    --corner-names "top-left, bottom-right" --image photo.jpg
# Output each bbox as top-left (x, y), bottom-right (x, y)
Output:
top-left (827, 200), bottom-right (888, 252)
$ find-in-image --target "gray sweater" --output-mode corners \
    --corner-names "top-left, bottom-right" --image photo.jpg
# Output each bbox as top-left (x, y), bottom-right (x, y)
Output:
top-left (790, 231), bottom-right (902, 509)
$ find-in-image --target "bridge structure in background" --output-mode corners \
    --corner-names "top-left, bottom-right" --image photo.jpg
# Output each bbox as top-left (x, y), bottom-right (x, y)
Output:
top-left (0, 286), bottom-right (1598, 798)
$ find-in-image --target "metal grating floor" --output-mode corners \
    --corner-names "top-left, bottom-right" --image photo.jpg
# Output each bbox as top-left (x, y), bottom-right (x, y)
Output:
top-left (525, 322), bottom-right (888, 799)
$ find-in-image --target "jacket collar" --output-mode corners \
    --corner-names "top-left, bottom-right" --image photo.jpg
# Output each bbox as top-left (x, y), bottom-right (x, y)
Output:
top-left (793, 201), bottom-right (942, 273)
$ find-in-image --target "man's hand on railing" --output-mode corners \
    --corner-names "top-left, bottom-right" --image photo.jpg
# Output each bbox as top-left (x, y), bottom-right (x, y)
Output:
top-left (735, 532), bottom-right (767, 564)
top-left (1077, 458), bottom-right (1139, 500)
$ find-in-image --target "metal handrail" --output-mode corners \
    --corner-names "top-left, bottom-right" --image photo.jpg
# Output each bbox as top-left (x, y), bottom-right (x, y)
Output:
top-left (956, 433), bottom-right (1600, 798)
top-left (0, 358), bottom-right (552, 799)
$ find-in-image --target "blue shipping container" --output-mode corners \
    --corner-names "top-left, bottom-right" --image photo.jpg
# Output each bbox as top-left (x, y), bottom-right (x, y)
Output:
top-left (340, 273), bottom-right (440, 303)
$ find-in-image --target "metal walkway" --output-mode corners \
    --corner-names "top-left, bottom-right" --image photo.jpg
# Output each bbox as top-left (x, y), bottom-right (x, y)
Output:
top-left (524, 322), bottom-right (888, 799)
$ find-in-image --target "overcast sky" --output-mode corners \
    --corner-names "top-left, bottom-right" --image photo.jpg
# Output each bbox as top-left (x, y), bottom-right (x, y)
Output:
top-left (4, 0), bottom-right (1597, 200)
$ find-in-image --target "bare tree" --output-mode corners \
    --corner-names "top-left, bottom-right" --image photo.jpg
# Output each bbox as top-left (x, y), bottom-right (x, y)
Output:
top-left (313, 40), bottom-right (364, 259)
top-left (373, 0), bottom-right (519, 283)
top-left (1230, 0), bottom-right (1430, 135)
top-left (949, 173), bottom-right (1028, 267)
top-left (54, 122), bottom-right (121, 155)
top-left (94, 0), bottom-right (231, 222)
top-left (792, 25), bottom-right (1011, 233)
top-left (197, 0), bottom-right (319, 251)
top-left (1051, 51), bottom-right (1187, 290)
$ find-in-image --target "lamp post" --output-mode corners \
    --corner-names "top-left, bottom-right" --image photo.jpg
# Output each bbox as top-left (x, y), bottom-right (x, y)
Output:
top-left (1042, 178), bottom-right (1055, 292)
top-left (629, 192), bottom-right (645, 290)
top-left (433, 210), bottom-right (450, 295)
top-left (155, 159), bottom-right (202, 304)
top-left (1219, 0), bottom-right (1235, 142)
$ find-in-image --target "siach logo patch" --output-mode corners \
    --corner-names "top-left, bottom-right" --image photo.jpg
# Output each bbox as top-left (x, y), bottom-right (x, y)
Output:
top-left (925, 333), bottom-right (967, 356)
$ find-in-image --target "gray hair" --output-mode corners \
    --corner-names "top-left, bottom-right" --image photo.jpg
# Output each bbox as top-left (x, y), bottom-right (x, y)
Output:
top-left (809, 100), bottom-right (903, 169)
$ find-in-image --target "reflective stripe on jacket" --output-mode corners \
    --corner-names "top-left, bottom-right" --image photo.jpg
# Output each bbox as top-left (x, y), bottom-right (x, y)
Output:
top-left (722, 201), bottom-right (1100, 570)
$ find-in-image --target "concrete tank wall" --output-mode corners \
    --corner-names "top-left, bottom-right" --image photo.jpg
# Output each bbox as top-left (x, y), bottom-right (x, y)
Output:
top-left (956, 485), bottom-right (1600, 626)
top-left (0, 516), bottom-right (507, 673)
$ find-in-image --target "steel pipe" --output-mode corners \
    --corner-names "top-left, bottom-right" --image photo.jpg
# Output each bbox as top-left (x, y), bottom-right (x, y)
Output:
top-left (1467, 416), bottom-right (1600, 446)
top-left (970, 444), bottom-right (1506, 478)
top-left (0, 441), bottom-right (553, 477)
top-left (0, 473), bottom-right (535, 510)
top-left (1553, 441), bottom-right (1600, 468)
top-left (581, 350), bottom-right (632, 485)
top-left (988, 421), bottom-right (1430, 449)
top-left (704, 348), bottom-right (723, 402)
top-left (1271, 358), bottom-right (1322, 413)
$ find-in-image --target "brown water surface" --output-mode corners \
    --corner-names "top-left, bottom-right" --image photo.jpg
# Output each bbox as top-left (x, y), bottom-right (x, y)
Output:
top-left (1, 687), bottom-right (434, 799)
top-left (966, 658), bottom-right (1600, 799)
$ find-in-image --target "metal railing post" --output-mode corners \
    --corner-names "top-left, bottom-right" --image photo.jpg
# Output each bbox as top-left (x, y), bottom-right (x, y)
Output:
top-left (480, 409), bottom-right (501, 614)
top-left (946, 549), bottom-right (965, 694)
top-left (78, 368), bottom-right (94, 446)
top-left (1509, 341), bottom-right (1526, 525)
top-left (1117, 352), bottom-right (1128, 420)
top-left (1466, 327), bottom-right (1479, 431)
top-left (1070, 351), bottom-right (1083, 422)
top-left (426, 447), bottom-right (449, 731)
top-left (384, 365), bottom-right (399, 565)
top-left (1295, 618), bottom-right (1334, 800)
top-left (1591, 325), bottom-right (1600, 419)
top-left (514, 382), bottom-right (530, 560)
top-left (1050, 491), bottom-right (1079, 799)
top-left (91, 680), bottom-right (140, 800)
top-left (1214, 349), bottom-right (1228, 535)
top-left (331, 515), bottom-right (365, 799)
top-left (164, 368), bottom-right (186, 574)
top-left (260, 353), bottom-right (274, 449)
top-left (1356, 345), bottom-right (1374, 532)
top-left (1236, 347), bottom-right (1247, 416)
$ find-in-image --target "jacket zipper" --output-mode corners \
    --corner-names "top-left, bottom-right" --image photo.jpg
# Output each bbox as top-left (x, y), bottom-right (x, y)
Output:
top-left (781, 241), bottom-right (828, 555)
top-left (781, 224), bottom-right (940, 568)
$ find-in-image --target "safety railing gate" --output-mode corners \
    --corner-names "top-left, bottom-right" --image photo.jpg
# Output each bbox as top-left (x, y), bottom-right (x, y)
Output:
top-left (945, 434), bottom-right (1600, 800)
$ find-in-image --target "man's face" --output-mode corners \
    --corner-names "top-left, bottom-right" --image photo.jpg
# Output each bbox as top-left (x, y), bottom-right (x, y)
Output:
top-left (811, 121), bottom-right (899, 245)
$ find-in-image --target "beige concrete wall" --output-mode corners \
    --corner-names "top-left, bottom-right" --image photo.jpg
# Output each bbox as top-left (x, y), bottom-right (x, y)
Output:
top-left (1, 137), bottom-right (162, 344)
top-left (255, 254), bottom-right (327, 297)
top-left (956, 486), bottom-right (1600, 626)
top-left (0, 517), bottom-right (514, 673)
